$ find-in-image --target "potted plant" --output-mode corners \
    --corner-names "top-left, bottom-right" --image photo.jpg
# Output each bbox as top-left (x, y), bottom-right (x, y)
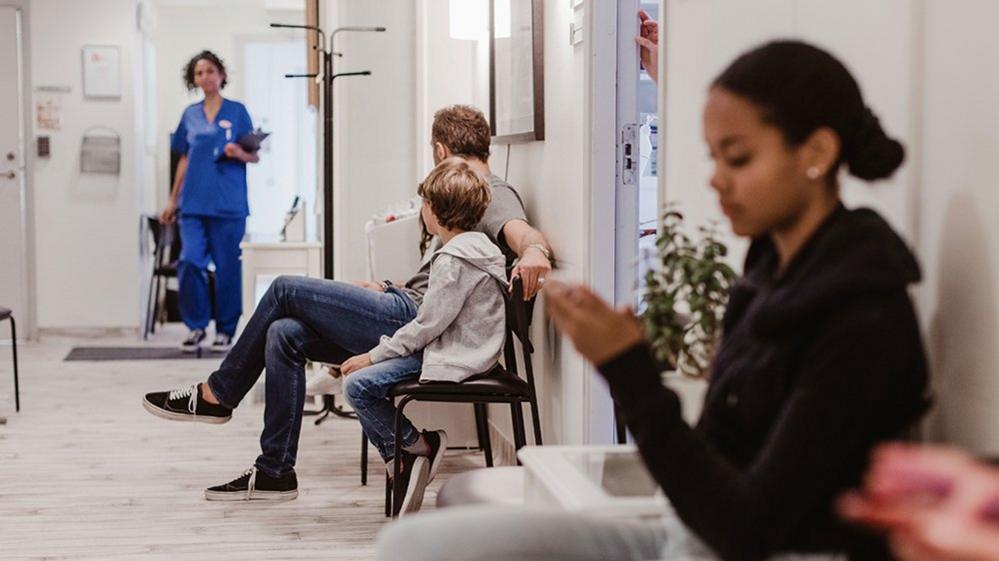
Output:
top-left (641, 208), bottom-right (737, 378)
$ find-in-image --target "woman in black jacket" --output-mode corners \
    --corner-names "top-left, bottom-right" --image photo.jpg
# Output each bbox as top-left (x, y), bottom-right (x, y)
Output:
top-left (377, 40), bottom-right (928, 561)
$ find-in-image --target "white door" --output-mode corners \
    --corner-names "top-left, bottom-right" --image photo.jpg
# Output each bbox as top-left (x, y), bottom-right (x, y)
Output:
top-left (0, 6), bottom-right (29, 335)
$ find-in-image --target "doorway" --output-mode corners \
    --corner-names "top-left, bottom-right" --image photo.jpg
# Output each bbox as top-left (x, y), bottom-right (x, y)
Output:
top-left (242, 39), bottom-right (318, 241)
top-left (0, 3), bottom-right (33, 338)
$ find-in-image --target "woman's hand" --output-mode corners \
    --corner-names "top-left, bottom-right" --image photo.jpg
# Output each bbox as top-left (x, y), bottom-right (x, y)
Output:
top-left (223, 142), bottom-right (260, 163)
top-left (636, 10), bottom-right (659, 84)
top-left (223, 142), bottom-right (244, 159)
top-left (839, 444), bottom-right (999, 561)
top-left (544, 280), bottom-right (647, 366)
top-left (341, 353), bottom-right (373, 376)
top-left (160, 200), bottom-right (178, 224)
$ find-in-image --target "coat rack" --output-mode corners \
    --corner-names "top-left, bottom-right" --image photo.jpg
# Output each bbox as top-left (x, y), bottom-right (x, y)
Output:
top-left (270, 22), bottom-right (386, 280)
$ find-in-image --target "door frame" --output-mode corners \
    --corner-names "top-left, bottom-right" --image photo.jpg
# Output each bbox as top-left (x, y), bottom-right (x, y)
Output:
top-left (583, 0), bottom-right (666, 443)
top-left (1, 0), bottom-right (36, 339)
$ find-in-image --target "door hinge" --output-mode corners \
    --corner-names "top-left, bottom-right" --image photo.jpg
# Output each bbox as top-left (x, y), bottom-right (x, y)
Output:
top-left (620, 123), bottom-right (638, 186)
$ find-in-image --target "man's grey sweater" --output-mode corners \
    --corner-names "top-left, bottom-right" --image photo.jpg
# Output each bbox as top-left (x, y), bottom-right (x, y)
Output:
top-left (369, 232), bottom-right (507, 383)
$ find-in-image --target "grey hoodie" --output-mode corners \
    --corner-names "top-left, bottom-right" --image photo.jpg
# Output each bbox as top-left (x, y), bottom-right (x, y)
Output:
top-left (369, 232), bottom-right (508, 383)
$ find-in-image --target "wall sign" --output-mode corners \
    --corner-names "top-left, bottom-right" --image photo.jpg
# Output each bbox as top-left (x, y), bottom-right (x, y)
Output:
top-left (82, 45), bottom-right (121, 99)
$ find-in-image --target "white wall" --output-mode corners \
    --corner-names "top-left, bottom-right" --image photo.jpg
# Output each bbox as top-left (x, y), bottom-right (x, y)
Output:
top-left (326, 1), bottom-right (418, 281)
top-left (29, 0), bottom-right (141, 329)
top-left (918, 0), bottom-right (999, 456)
top-left (417, 0), bottom-right (592, 446)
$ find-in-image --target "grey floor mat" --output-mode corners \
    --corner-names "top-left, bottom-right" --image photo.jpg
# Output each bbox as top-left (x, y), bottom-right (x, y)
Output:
top-left (64, 346), bottom-right (228, 361)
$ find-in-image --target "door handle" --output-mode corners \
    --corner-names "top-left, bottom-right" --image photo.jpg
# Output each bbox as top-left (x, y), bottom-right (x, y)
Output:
top-left (2, 170), bottom-right (14, 180)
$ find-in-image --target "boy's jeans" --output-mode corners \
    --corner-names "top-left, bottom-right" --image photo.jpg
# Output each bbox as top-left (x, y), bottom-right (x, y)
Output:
top-left (343, 353), bottom-right (424, 461)
top-left (206, 275), bottom-right (418, 477)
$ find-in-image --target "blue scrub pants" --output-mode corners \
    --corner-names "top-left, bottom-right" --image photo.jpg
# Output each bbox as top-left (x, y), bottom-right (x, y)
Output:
top-left (178, 215), bottom-right (246, 336)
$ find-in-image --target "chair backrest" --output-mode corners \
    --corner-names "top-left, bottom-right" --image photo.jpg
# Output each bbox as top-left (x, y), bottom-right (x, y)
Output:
top-left (145, 215), bottom-right (177, 271)
top-left (503, 277), bottom-right (538, 398)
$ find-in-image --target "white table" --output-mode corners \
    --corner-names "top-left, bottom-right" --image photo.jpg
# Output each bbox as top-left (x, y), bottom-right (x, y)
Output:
top-left (518, 444), bottom-right (671, 520)
top-left (239, 236), bottom-right (322, 315)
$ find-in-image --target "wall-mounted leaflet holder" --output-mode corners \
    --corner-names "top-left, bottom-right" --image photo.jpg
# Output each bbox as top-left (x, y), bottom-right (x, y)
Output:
top-left (80, 126), bottom-right (120, 175)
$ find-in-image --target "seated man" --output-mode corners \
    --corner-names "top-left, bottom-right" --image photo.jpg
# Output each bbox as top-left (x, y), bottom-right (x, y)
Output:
top-left (340, 157), bottom-right (508, 514)
top-left (141, 105), bottom-right (553, 501)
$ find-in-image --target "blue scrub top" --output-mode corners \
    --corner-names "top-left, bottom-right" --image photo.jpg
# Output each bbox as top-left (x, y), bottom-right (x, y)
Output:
top-left (171, 99), bottom-right (254, 218)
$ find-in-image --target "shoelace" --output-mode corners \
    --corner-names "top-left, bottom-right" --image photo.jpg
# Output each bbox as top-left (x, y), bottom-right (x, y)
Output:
top-left (241, 467), bottom-right (257, 500)
top-left (168, 385), bottom-right (198, 415)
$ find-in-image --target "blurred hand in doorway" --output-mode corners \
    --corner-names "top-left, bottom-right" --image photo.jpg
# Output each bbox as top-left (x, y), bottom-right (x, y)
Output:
top-left (636, 10), bottom-right (659, 84)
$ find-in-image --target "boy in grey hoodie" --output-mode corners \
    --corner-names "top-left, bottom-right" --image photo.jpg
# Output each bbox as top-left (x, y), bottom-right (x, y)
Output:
top-left (340, 157), bottom-right (508, 513)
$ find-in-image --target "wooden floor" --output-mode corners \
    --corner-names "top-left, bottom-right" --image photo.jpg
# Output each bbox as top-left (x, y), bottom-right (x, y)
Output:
top-left (0, 328), bottom-right (484, 561)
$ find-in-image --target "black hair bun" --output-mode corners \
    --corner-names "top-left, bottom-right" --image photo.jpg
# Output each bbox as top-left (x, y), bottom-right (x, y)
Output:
top-left (846, 107), bottom-right (905, 181)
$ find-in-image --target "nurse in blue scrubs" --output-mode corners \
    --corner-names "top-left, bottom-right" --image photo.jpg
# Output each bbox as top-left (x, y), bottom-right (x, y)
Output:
top-left (160, 50), bottom-right (259, 353)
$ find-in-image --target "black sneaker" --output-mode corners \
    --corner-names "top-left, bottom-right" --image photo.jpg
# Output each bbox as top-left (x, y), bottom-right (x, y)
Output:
top-left (181, 329), bottom-right (207, 353)
top-left (394, 452), bottom-right (430, 516)
top-left (210, 333), bottom-right (233, 352)
top-left (142, 383), bottom-right (232, 424)
top-left (204, 466), bottom-right (298, 501)
top-left (422, 429), bottom-right (448, 483)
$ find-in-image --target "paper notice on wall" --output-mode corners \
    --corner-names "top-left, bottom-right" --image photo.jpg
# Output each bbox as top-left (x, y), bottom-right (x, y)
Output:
top-left (36, 92), bottom-right (62, 131)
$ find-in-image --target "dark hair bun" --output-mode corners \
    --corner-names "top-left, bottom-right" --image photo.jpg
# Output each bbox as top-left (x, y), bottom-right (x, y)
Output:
top-left (714, 41), bottom-right (907, 184)
top-left (846, 107), bottom-right (905, 180)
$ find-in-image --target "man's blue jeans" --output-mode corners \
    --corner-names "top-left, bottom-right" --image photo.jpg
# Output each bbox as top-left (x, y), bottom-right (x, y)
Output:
top-left (206, 275), bottom-right (419, 477)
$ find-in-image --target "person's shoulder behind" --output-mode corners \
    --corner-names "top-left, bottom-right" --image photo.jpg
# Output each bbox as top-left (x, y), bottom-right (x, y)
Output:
top-left (486, 174), bottom-right (525, 209)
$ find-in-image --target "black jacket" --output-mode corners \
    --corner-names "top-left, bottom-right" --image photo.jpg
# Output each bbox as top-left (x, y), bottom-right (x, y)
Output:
top-left (600, 205), bottom-right (929, 561)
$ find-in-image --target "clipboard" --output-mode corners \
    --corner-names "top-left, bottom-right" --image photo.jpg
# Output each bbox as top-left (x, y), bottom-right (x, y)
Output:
top-left (236, 128), bottom-right (270, 153)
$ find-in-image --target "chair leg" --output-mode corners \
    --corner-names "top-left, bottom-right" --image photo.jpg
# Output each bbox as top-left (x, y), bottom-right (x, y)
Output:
top-left (10, 317), bottom-right (18, 413)
top-left (144, 273), bottom-right (156, 340)
top-left (390, 396), bottom-right (414, 518)
top-left (474, 403), bottom-right (494, 467)
top-left (384, 473), bottom-right (392, 518)
top-left (360, 432), bottom-right (369, 486)
top-left (614, 400), bottom-right (627, 444)
top-left (150, 274), bottom-right (162, 335)
top-left (529, 397), bottom-right (543, 445)
top-left (510, 402), bottom-right (527, 458)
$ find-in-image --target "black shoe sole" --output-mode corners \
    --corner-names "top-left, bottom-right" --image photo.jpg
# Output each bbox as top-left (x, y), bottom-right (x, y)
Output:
top-left (204, 488), bottom-right (298, 501)
top-left (142, 397), bottom-right (231, 425)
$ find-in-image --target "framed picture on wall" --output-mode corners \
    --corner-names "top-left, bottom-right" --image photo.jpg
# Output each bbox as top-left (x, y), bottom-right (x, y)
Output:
top-left (82, 44), bottom-right (121, 99)
top-left (489, 0), bottom-right (545, 143)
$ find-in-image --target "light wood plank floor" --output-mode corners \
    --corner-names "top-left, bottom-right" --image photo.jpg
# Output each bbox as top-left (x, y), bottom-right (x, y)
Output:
top-left (0, 329), bottom-right (484, 561)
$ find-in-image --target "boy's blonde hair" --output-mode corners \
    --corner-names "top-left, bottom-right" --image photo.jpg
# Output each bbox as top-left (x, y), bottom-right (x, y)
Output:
top-left (418, 157), bottom-right (492, 232)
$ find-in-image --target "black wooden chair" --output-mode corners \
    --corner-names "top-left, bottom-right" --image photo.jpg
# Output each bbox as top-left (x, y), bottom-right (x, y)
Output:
top-left (387, 276), bottom-right (542, 517)
top-left (143, 215), bottom-right (178, 339)
top-left (0, 306), bottom-right (19, 412)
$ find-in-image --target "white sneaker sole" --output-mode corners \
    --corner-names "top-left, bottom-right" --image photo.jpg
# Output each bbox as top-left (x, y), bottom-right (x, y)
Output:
top-left (204, 489), bottom-right (298, 501)
top-left (180, 345), bottom-right (202, 354)
top-left (399, 456), bottom-right (430, 515)
top-left (427, 430), bottom-right (448, 484)
top-left (142, 397), bottom-right (231, 425)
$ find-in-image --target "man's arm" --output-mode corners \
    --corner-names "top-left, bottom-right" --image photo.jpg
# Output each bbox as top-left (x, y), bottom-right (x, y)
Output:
top-left (503, 219), bottom-right (553, 300)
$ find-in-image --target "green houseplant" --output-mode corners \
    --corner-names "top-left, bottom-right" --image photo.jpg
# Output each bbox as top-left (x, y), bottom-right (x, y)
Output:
top-left (641, 208), bottom-right (738, 377)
